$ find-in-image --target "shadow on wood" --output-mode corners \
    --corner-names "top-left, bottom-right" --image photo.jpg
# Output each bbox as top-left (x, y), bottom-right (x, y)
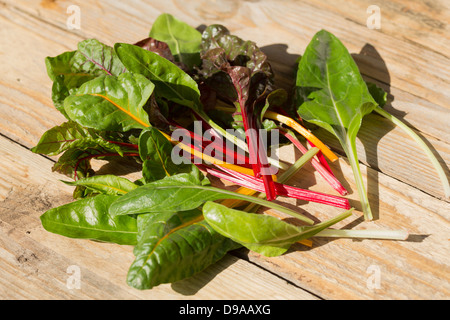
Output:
top-left (170, 253), bottom-right (240, 296)
top-left (352, 43), bottom-right (394, 221)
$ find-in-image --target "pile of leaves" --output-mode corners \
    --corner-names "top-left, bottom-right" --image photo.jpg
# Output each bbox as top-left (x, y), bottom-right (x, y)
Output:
top-left (32, 14), bottom-right (448, 290)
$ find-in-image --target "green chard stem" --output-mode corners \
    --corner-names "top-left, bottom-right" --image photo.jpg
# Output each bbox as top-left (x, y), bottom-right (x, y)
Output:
top-left (316, 228), bottom-right (409, 240)
top-left (341, 138), bottom-right (373, 221)
top-left (374, 106), bottom-right (450, 199)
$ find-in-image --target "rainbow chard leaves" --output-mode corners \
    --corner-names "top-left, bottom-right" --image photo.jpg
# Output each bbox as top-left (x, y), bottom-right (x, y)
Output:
top-left (127, 210), bottom-right (239, 290)
top-left (45, 39), bottom-right (126, 116)
top-left (64, 73), bottom-right (154, 131)
top-left (296, 30), bottom-right (378, 221)
top-left (40, 195), bottom-right (137, 245)
top-left (149, 13), bottom-right (202, 70)
top-left (203, 201), bottom-right (353, 257)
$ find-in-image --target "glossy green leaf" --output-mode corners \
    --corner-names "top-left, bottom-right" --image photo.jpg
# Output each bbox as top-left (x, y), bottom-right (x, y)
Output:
top-left (63, 175), bottom-right (138, 195)
top-left (149, 13), bottom-right (202, 69)
top-left (31, 121), bottom-right (124, 156)
top-left (296, 30), bottom-right (377, 135)
top-left (138, 127), bottom-right (193, 182)
top-left (296, 30), bottom-right (378, 220)
top-left (45, 39), bottom-right (126, 116)
top-left (40, 195), bottom-right (137, 245)
top-left (114, 43), bottom-right (202, 111)
top-left (203, 201), bottom-right (353, 257)
top-left (127, 210), bottom-right (239, 289)
top-left (64, 73), bottom-right (154, 131)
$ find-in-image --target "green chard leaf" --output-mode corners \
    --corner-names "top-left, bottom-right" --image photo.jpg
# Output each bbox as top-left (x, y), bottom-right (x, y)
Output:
top-left (51, 141), bottom-right (136, 180)
top-left (296, 30), bottom-right (377, 220)
top-left (149, 13), bottom-right (202, 70)
top-left (138, 127), bottom-right (194, 183)
top-left (114, 43), bottom-right (202, 111)
top-left (40, 195), bottom-right (137, 245)
top-left (203, 201), bottom-right (353, 257)
top-left (31, 121), bottom-right (125, 156)
top-left (127, 210), bottom-right (239, 290)
top-left (64, 73), bottom-right (154, 132)
top-left (62, 175), bottom-right (138, 195)
top-left (108, 171), bottom-right (211, 215)
top-left (45, 39), bottom-right (126, 116)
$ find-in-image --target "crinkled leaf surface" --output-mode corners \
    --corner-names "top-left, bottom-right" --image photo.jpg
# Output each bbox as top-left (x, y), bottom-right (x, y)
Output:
top-left (127, 210), bottom-right (239, 290)
top-left (40, 195), bottom-right (137, 245)
top-left (45, 39), bottom-right (126, 116)
top-left (64, 73), bottom-right (154, 131)
top-left (52, 148), bottom-right (97, 179)
top-left (201, 24), bottom-right (272, 77)
top-left (51, 142), bottom-right (131, 180)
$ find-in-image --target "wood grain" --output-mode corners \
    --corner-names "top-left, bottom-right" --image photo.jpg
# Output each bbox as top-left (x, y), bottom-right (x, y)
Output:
top-left (0, 0), bottom-right (449, 300)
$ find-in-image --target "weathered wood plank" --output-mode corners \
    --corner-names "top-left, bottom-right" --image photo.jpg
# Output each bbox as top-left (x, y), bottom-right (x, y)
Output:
top-left (306, 0), bottom-right (450, 55)
top-left (0, 135), bottom-right (317, 299)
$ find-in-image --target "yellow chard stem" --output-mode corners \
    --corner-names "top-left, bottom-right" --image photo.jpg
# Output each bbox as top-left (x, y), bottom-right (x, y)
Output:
top-left (263, 111), bottom-right (338, 162)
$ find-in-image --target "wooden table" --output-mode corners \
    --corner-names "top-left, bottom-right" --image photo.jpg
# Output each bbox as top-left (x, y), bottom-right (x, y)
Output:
top-left (0, 0), bottom-right (449, 300)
